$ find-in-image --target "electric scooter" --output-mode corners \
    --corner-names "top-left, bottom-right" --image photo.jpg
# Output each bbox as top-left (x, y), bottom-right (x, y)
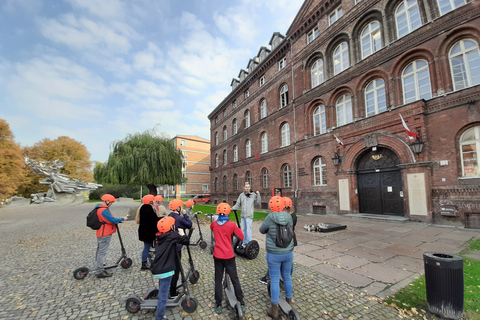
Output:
top-left (73, 223), bottom-right (132, 280)
top-left (232, 210), bottom-right (259, 260)
top-left (205, 213), bottom-right (217, 254)
top-left (189, 211), bottom-right (207, 249)
top-left (267, 276), bottom-right (301, 319)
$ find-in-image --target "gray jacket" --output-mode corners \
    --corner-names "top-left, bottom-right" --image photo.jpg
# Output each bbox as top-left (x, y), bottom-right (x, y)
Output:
top-left (231, 191), bottom-right (261, 219)
top-left (259, 211), bottom-right (294, 254)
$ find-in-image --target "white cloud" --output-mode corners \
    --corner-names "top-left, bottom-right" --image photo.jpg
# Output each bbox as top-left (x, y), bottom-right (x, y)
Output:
top-left (67, 0), bottom-right (126, 20)
top-left (213, 7), bottom-right (258, 45)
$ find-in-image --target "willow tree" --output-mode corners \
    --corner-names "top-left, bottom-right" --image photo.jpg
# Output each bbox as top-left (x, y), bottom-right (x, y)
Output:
top-left (94, 131), bottom-right (184, 195)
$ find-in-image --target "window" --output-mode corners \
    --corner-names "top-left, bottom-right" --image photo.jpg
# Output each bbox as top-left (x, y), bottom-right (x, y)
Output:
top-left (245, 90), bottom-right (250, 99)
top-left (449, 39), bottom-right (480, 91)
top-left (361, 21), bottom-right (382, 59)
top-left (215, 116), bottom-right (218, 124)
top-left (437, 0), bottom-right (466, 15)
top-left (223, 176), bottom-right (227, 192)
top-left (215, 154), bottom-right (219, 168)
top-left (281, 123), bottom-right (290, 147)
top-left (223, 109), bottom-right (226, 118)
top-left (329, 7), bottom-right (343, 25)
top-left (355, 0), bottom-right (362, 4)
top-left (336, 94), bottom-right (353, 126)
top-left (282, 164), bottom-right (293, 188)
top-left (260, 99), bottom-right (267, 119)
top-left (246, 139), bottom-right (251, 158)
top-left (313, 157), bottom-right (327, 186)
top-left (180, 139), bottom-right (186, 146)
top-left (245, 110), bottom-right (250, 128)
top-left (402, 59), bottom-right (432, 104)
top-left (333, 42), bottom-right (350, 75)
top-left (460, 126), bottom-right (480, 177)
top-left (311, 59), bottom-right (324, 88)
top-left (365, 79), bottom-right (387, 116)
top-left (223, 149), bottom-right (227, 166)
top-left (233, 145), bottom-right (238, 162)
top-left (202, 184), bottom-right (209, 192)
top-left (262, 168), bottom-right (270, 189)
top-left (279, 57), bottom-right (287, 70)
top-left (313, 105), bottom-right (327, 136)
top-left (233, 174), bottom-right (238, 191)
top-left (215, 177), bottom-right (218, 192)
top-left (259, 76), bottom-right (266, 87)
top-left (215, 132), bottom-right (219, 145)
top-left (395, 0), bottom-right (421, 39)
top-left (245, 171), bottom-right (252, 186)
top-left (223, 126), bottom-right (227, 141)
top-left (280, 85), bottom-right (289, 108)
top-left (233, 119), bottom-right (238, 135)
top-left (261, 132), bottom-right (268, 153)
top-left (181, 183), bottom-right (186, 192)
top-left (307, 27), bottom-right (319, 44)
top-left (232, 100), bottom-right (237, 109)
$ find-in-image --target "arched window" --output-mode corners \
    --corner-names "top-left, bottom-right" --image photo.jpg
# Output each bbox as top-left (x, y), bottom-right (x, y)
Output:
top-left (460, 126), bottom-right (480, 177)
top-left (437, 0), bottom-right (466, 16)
top-left (260, 99), bottom-right (268, 119)
top-left (261, 132), bottom-right (268, 153)
top-left (215, 177), bottom-right (219, 192)
top-left (336, 94), bottom-right (353, 126)
top-left (245, 110), bottom-right (250, 128)
top-left (280, 85), bottom-right (289, 108)
top-left (223, 126), bottom-right (227, 141)
top-left (311, 59), bottom-right (324, 88)
top-left (333, 42), bottom-right (350, 75)
top-left (282, 164), bottom-right (293, 188)
top-left (361, 21), bottom-right (382, 59)
top-left (402, 59), bottom-right (432, 104)
top-left (233, 118), bottom-right (238, 135)
top-left (245, 171), bottom-right (252, 186)
top-left (313, 105), bottom-right (326, 136)
top-left (395, 0), bottom-right (421, 39)
top-left (262, 168), bottom-right (270, 189)
top-left (233, 145), bottom-right (238, 162)
top-left (223, 149), bottom-right (227, 166)
top-left (365, 79), bottom-right (387, 116)
top-left (233, 173), bottom-right (238, 191)
top-left (223, 176), bottom-right (228, 192)
top-left (313, 157), bottom-right (327, 186)
top-left (449, 39), bottom-right (480, 91)
top-left (281, 123), bottom-right (290, 147)
top-left (215, 154), bottom-right (219, 168)
top-left (215, 132), bottom-right (219, 145)
top-left (246, 139), bottom-right (251, 158)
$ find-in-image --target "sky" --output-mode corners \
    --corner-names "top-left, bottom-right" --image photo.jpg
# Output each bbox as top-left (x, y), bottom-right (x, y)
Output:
top-left (1, 0), bottom-right (304, 164)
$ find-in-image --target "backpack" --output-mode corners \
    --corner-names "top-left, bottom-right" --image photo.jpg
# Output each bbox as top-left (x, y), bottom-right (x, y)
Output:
top-left (271, 221), bottom-right (294, 248)
top-left (86, 207), bottom-right (105, 230)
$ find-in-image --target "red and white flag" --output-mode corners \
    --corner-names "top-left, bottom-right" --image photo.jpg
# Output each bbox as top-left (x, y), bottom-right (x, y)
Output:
top-left (333, 134), bottom-right (345, 147)
top-left (399, 114), bottom-right (419, 140)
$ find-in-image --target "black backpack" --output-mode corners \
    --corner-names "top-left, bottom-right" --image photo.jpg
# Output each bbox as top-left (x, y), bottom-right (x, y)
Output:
top-left (271, 221), bottom-right (294, 248)
top-left (86, 207), bottom-right (105, 230)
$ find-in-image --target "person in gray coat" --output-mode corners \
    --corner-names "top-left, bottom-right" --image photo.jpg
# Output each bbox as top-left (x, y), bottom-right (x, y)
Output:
top-left (231, 182), bottom-right (261, 246)
top-left (259, 196), bottom-right (294, 319)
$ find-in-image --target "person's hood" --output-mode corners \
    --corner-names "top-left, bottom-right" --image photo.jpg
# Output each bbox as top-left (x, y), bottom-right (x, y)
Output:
top-left (270, 211), bottom-right (290, 226)
top-left (217, 214), bottom-right (229, 225)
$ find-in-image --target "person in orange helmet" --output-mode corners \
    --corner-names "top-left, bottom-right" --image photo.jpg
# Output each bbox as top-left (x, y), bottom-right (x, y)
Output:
top-left (136, 194), bottom-right (160, 270)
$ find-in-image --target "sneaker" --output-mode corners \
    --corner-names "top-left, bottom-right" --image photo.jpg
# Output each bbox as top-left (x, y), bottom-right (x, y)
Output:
top-left (96, 270), bottom-right (112, 278)
top-left (140, 262), bottom-right (149, 270)
top-left (258, 275), bottom-right (269, 285)
top-left (215, 305), bottom-right (222, 314)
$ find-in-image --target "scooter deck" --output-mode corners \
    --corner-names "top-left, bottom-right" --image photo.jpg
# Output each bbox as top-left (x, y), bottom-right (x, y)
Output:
top-left (224, 286), bottom-right (237, 308)
top-left (316, 223), bottom-right (347, 233)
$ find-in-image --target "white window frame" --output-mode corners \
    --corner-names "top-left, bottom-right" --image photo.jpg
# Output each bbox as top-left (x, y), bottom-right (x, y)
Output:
top-left (449, 39), bottom-right (480, 91)
top-left (215, 132), bottom-right (219, 145)
top-left (233, 145), bottom-right (238, 162)
top-left (259, 76), bottom-right (266, 87)
top-left (260, 99), bottom-right (267, 119)
top-left (180, 139), bottom-right (186, 146)
top-left (261, 132), bottom-right (268, 153)
top-left (282, 164), bottom-right (292, 188)
top-left (365, 79), bottom-right (387, 117)
top-left (215, 154), bottom-right (219, 168)
top-left (245, 110), bottom-right (250, 128)
top-left (311, 59), bottom-right (324, 88)
top-left (313, 157), bottom-right (327, 186)
top-left (280, 85), bottom-right (289, 108)
top-left (279, 57), bottom-right (287, 70)
top-left (223, 149), bottom-right (227, 165)
top-left (246, 139), bottom-right (251, 158)
top-left (223, 126), bottom-right (227, 141)
top-left (202, 184), bottom-right (209, 192)
top-left (313, 105), bottom-right (327, 136)
top-left (281, 123), bottom-right (290, 147)
top-left (460, 126), bottom-right (480, 177)
top-left (233, 174), bottom-right (238, 191)
top-left (329, 7), bottom-right (343, 25)
top-left (233, 119), bottom-right (238, 135)
top-left (402, 59), bottom-right (432, 104)
top-left (262, 168), bottom-right (269, 189)
top-left (395, 0), bottom-right (422, 39)
top-left (336, 94), bottom-right (353, 126)
top-left (245, 171), bottom-right (252, 186)
top-left (361, 21), bottom-right (382, 59)
top-left (307, 27), bottom-right (319, 44)
top-left (437, 0), bottom-right (466, 16)
top-left (245, 90), bottom-right (250, 99)
top-left (232, 100), bottom-right (237, 109)
top-left (333, 42), bottom-right (350, 75)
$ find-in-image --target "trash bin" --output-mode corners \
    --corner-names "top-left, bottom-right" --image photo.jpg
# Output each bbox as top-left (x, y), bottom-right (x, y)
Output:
top-left (423, 252), bottom-right (463, 319)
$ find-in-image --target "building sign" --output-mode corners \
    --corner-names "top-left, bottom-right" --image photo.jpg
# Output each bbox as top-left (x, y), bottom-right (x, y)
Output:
top-left (440, 205), bottom-right (457, 217)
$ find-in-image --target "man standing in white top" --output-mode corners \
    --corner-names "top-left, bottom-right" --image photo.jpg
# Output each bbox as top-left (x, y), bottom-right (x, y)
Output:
top-left (231, 182), bottom-right (261, 246)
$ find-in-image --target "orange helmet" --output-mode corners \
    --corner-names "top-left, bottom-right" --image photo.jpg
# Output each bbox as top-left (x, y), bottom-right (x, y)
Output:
top-left (269, 196), bottom-right (285, 212)
top-left (154, 195), bottom-right (163, 202)
top-left (283, 197), bottom-right (292, 208)
top-left (142, 194), bottom-right (155, 205)
top-left (186, 200), bottom-right (194, 208)
top-left (216, 203), bottom-right (231, 215)
top-left (169, 199), bottom-right (184, 211)
top-left (101, 194), bottom-right (116, 203)
top-left (157, 216), bottom-right (175, 234)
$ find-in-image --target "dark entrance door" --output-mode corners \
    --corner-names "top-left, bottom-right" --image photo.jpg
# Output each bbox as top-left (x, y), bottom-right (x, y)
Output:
top-left (356, 148), bottom-right (404, 216)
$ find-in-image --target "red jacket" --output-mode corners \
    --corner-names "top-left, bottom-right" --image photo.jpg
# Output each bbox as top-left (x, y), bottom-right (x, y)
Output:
top-left (211, 220), bottom-right (244, 259)
top-left (96, 206), bottom-right (117, 237)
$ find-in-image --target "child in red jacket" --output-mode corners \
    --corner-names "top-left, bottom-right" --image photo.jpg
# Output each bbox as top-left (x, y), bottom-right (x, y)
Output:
top-left (210, 203), bottom-right (246, 314)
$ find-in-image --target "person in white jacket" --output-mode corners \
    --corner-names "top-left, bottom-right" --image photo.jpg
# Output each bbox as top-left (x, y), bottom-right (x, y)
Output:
top-left (231, 182), bottom-right (261, 246)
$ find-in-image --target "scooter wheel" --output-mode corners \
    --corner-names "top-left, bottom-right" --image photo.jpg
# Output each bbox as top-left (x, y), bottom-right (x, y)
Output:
top-left (245, 241), bottom-right (259, 260)
top-left (235, 302), bottom-right (244, 319)
top-left (199, 240), bottom-right (207, 249)
top-left (73, 267), bottom-right (89, 280)
top-left (121, 258), bottom-right (133, 269)
top-left (288, 308), bottom-right (301, 320)
top-left (145, 288), bottom-right (159, 299)
top-left (181, 296), bottom-right (198, 313)
top-left (189, 270), bottom-right (200, 284)
top-left (125, 296), bottom-right (142, 313)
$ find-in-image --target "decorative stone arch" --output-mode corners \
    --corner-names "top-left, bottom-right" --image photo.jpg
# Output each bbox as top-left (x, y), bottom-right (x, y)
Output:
top-left (385, 0), bottom-right (429, 42)
top-left (325, 33), bottom-right (352, 78)
top-left (351, 9), bottom-right (385, 63)
top-left (355, 69), bottom-right (390, 118)
top-left (306, 98), bottom-right (327, 136)
top-left (455, 121), bottom-right (480, 178)
top-left (328, 86), bottom-right (355, 124)
top-left (304, 51), bottom-right (325, 89)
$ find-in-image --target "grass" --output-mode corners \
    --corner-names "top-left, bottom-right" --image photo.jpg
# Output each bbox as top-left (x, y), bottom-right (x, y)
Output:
top-left (192, 204), bottom-right (269, 222)
top-left (384, 238), bottom-right (480, 319)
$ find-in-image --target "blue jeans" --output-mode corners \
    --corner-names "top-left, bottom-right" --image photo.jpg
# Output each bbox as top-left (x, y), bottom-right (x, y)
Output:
top-left (267, 251), bottom-right (293, 304)
top-left (142, 241), bottom-right (152, 262)
top-left (156, 276), bottom-right (173, 320)
top-left (96, 235), bottom-right (112, 270)
top-left (241, 218), bottom-right (253, 244)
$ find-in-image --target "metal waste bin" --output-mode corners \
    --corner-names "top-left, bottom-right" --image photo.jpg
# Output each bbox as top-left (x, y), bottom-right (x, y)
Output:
top-left (423, 252), bottom-right (463, 319)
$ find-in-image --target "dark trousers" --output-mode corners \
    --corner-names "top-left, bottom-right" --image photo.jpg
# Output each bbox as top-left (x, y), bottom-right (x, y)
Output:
top-left (169, 250), bottom-right (182, 296)
top-left (214, 257), bottom-right (244, 307)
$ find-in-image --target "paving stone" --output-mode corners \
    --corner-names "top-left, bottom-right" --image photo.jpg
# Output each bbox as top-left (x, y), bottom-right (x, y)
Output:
top-left (352, 262), bottom-right (413, 284)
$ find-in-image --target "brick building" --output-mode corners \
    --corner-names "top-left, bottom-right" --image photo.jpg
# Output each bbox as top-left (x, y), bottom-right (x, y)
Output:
top-left (208, 0), bottom-right (480, 227)
top-left (171, 135), bottom-right (210, 198)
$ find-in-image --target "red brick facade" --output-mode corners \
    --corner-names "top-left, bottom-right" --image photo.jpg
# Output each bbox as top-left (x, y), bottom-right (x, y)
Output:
top-left (208, 0), bottom-right (480, 227)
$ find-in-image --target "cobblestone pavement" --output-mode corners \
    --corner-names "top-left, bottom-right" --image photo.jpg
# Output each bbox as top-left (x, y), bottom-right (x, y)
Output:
top-left (2, 202), bottom-right (476, 320)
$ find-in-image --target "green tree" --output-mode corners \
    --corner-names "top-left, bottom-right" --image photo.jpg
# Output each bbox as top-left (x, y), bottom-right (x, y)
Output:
top-left (94, 131), bottom-right (184, 195)
top-left (0, 119), bottom-right (28, 200)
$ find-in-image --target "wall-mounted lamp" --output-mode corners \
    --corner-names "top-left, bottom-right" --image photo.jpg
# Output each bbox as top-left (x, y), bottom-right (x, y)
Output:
top-left (332, 149), bottom-right (342, 166)
top-left (410, 135), bottom-right (425, 155)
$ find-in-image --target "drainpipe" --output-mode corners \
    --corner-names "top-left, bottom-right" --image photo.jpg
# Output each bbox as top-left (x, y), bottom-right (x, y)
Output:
top-left (289, 38), bottom-right (298, 200)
